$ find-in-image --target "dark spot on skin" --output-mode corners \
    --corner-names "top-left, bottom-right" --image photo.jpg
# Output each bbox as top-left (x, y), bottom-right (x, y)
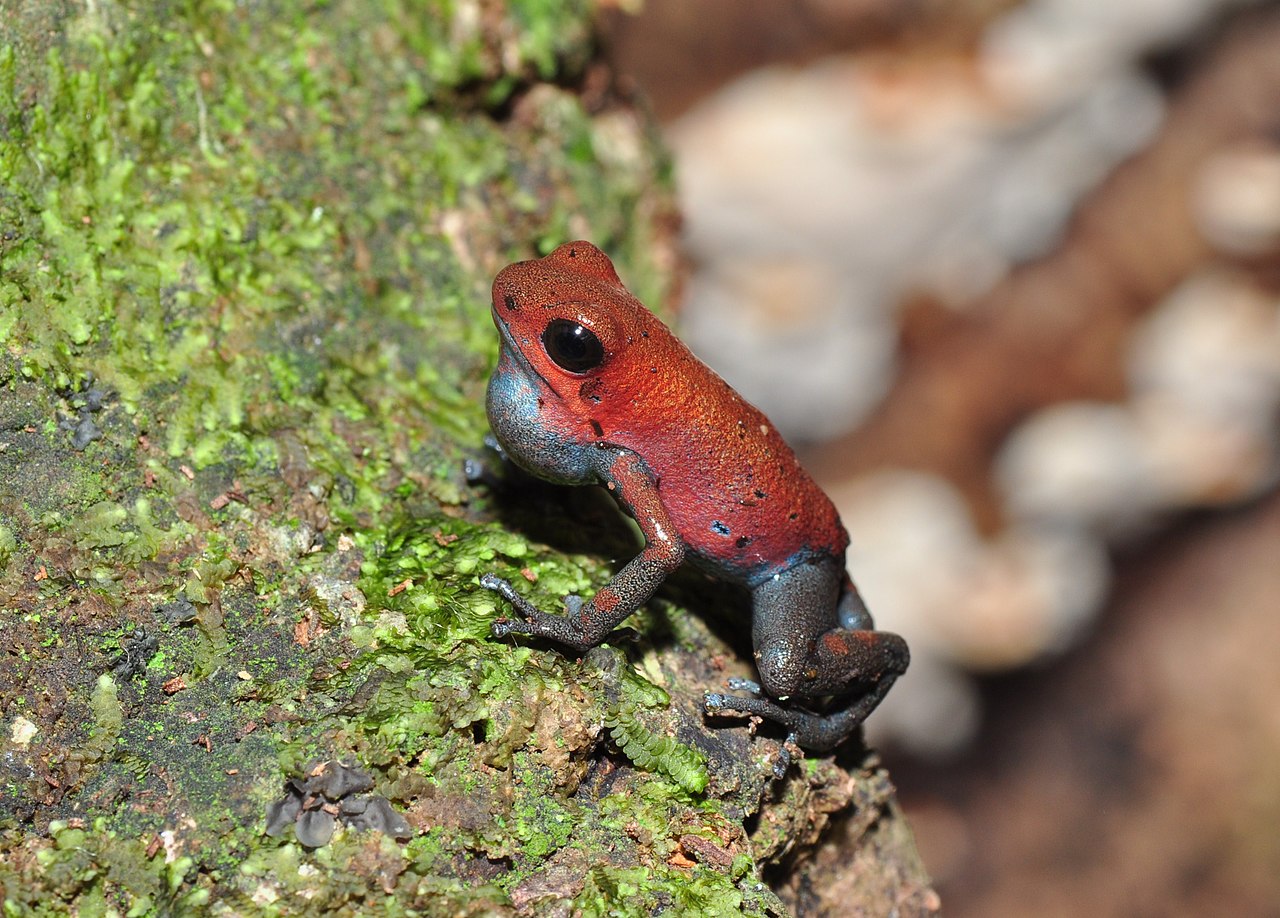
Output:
top-left (754, 489), bottom-right (767, 499)
top-left (537, 398), bottom-right (545, 409)
top-left (710, 520), bottom-right (730, 536)
top-left (579, 378), bottom-right (604, 403)
top-left (650, 367), bottom-right (658, 373)
top-left (735, 536), bottom-right (752, 549)
top-left (568, 247), bottom-right (578, 257)
top-left (641, 330), bottom-right (649, 338)
top-left (589, 419), bottom-right (604, 438)
top-left (789, 512), bottom-right (798, 521)
top-left (504, 294), bottom-right (518, 311)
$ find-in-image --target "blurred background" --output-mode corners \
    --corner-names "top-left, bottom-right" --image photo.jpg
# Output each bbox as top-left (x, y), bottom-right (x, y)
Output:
top-left (601, 1), bottom-right (1280, 915)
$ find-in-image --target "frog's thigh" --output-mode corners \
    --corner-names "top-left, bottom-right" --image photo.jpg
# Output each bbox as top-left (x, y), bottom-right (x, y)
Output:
top-left (750, 558), bottom-right (843, 697)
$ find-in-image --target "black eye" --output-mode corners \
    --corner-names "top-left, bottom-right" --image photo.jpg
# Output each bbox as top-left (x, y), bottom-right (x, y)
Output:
top-left (542, 319), bottom-right (604, 373)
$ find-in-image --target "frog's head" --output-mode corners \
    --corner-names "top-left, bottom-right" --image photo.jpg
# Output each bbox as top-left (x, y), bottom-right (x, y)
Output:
top-left (489, 241), bottom-right (664, 405)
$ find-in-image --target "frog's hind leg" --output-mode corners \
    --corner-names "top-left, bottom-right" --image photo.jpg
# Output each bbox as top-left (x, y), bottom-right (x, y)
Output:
top-left (704, 558), bottom-right (909, 753)
top-left (704, 659), bottom-right (905, 753)
top-left (836, 571), bottom-right (875, 631)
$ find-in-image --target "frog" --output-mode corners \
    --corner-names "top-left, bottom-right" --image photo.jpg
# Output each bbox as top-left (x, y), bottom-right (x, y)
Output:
top-left (479, 240), bottom-right (908, 755)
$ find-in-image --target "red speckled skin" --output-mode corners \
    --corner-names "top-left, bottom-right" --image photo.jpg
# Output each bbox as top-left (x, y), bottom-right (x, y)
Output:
top-left (481, 241), bottom-right (908, 754)
top-left (490, 241), bottom-right (845, 584)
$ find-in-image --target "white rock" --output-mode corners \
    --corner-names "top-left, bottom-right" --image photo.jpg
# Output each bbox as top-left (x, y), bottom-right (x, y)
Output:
top-left (995, 402), bottom-right (1163, 537)
top-left (9, 716), bottom-right (38, 747)
top-left (1129, 271), bottom-right (1280, 429)
top-left (1193, 143), bottom-right (1280, 255)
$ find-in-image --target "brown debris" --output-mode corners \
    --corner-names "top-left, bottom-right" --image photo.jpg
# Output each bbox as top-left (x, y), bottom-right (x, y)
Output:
top-left (387, 578), bottom-right (411, 597)
top-left (161, 676), bottom-right (187, 695)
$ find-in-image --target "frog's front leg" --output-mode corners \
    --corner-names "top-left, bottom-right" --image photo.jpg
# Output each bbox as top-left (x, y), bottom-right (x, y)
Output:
top-left (704, 558), bottom-right (909, 752)
top-left (484, 447), bottom-right (685, 652)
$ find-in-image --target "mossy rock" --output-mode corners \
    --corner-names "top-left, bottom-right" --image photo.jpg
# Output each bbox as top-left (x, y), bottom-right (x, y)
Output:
top-left (0, 2), bottom-right (932, 914)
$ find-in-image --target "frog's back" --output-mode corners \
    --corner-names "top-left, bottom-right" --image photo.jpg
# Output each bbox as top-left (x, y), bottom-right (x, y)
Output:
top-left (602, 333), bottom-right (849, 585)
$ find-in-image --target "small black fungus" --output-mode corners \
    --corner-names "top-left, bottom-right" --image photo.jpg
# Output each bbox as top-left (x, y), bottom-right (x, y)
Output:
top-left (340, 795), bottom-right (412, 837)
top-left (313, 760), bottom-right (374, 799)
top-left (157, 598), bottom-right (199, 625)
top-left (59, 379), bottom-right (111, 450)
top-left (264, 760), bottom-right (413, 847)
top-left (82, 387), bottom-right (108, 412)
top-left (710, 520), bottom-right (730, 536)
top-left (108, 628), bottom-right (159, 680)
top-left (69, 415), bottom-right (101, 450)
top-left (264, 793), bottom-right (302, 837)
top-left (294, 809), bottom-right (336, 848)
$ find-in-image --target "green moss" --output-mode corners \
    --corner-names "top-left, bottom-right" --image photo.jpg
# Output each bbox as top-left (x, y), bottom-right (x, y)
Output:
top-left (572, 863), bottom-right (777, 918)
top-left (0, 523), bottom-right (14, 564)
top-left (82, 673), bottom-right (123, 764)
top-left (7, 819), bottom-right (205, 917)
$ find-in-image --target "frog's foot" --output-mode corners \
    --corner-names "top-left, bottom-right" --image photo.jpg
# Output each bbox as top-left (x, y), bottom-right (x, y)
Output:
top-left (482, 574), bottom-right (599, 650)
top-left (464, 435), bottom-right (512, 487)
top-left (703, 687), bottom-right (887, 754)
top-left (704, 689), bottom-right (799, 777)
top-left (704, 690), bottom-right (793, 730)
top-left (483, 573), bottom-right (568, 635)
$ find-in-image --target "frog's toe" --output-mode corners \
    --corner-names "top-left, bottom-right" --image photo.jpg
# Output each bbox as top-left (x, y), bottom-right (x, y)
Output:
top-left (479, 572), bottom-right (513, 598)
top-left (703, 691), bottom-right (729, 714)
top-left (773, 733), bottom-right (801, 779)
top-left (726, 676), bottom-right (763, 695)
top-left (481, 573), bottom-right (545, 621)
top-left (490, 617), bottom-right (522, 638)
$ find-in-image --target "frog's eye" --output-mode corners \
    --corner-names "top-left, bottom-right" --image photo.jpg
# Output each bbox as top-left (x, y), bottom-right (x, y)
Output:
top-left (542, 319), bottom-right (604, 373)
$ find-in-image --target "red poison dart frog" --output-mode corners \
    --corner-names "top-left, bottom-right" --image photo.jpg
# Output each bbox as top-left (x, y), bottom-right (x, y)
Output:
top-left (480, 241), bottom-right (908, 756)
